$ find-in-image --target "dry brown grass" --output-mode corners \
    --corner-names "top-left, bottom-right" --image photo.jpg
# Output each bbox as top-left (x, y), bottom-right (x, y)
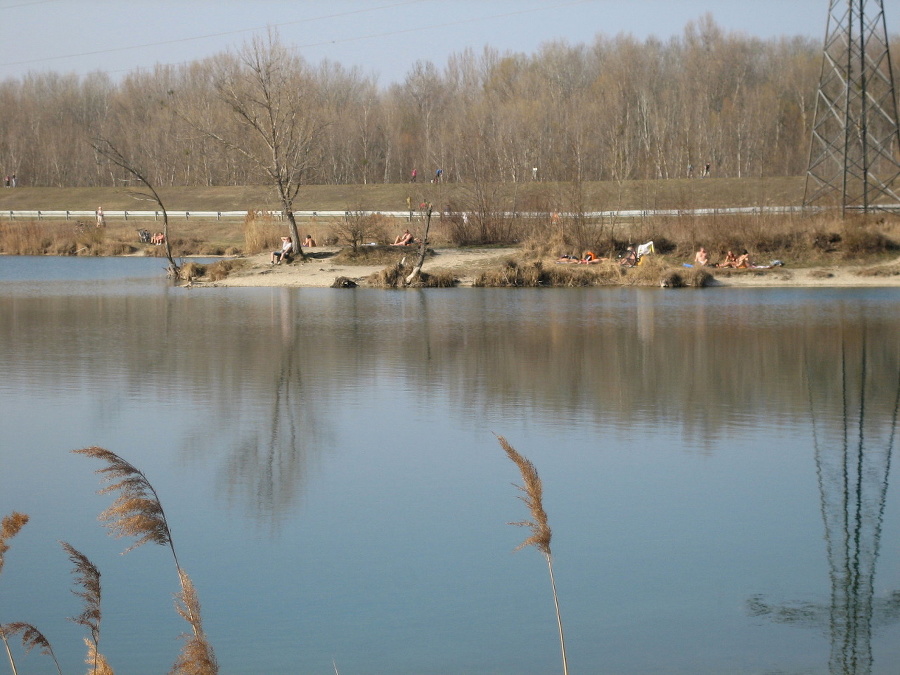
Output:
top-left (242, 210), bottom-right (282, 254)
top-left (853, 260), bottom-right (900, 277)
top-left (474, 258), bottom-right (626, 287)
top-left (2, 181), bottom-right (898, 268)
top-left (178, 260), bottom-right (246, 282)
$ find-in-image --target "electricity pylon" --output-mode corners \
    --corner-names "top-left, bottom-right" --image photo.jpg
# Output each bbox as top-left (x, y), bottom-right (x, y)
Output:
top-left (804, 0), bottom-right (900, 215)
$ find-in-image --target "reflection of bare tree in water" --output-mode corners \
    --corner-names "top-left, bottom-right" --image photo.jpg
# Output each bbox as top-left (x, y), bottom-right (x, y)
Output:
top-left (190, 290), bottom-right (330, 524)
top-left (749, 333), bottom-right (900, 674)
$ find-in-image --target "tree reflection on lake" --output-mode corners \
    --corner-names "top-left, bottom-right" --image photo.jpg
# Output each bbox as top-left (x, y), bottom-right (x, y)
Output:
top-left (2, 278), bottom-right (900, 674)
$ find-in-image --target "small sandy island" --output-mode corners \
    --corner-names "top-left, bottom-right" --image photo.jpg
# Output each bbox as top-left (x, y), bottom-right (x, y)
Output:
top-left (192, 247), bottom-right (900, 289)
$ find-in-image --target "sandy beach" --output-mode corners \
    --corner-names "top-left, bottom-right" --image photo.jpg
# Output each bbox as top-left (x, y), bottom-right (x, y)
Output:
top-left (193, 247), bottom-right (900, 289)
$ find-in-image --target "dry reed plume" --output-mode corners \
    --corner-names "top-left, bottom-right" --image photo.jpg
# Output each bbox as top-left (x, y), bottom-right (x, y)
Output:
top-left (84, 638), bottom-right (114, 675)
top-left (75, 447), bottom-right (218, 675)
top-left (1, 512), bottom-right (30, 675)
top-left (0, 513), bottom-right (29, 576)
top-left (61, 541), bottom-right (104, 673)
top-left (171, 570), bottom-right (219, 675)
top-left (74, 447), bottom-right (175, 558)
top-left (0, 623), bottom-right (62, 675)
top-left (497, 435), bottom-right (568, 675)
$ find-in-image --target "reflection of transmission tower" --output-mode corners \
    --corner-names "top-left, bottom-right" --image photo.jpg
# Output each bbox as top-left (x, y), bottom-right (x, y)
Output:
top-left (749, 340), bottom-right (900, 674)
top-left (804, 0), bottom-right (900, 215)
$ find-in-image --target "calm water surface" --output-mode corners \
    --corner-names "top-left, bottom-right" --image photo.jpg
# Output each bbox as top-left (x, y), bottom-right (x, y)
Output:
top-left (1, 257), bottom-right (899, 674)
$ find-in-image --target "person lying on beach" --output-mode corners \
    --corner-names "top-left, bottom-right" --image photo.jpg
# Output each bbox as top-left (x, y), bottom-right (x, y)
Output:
top-left (579, 251), bottom-right (611, 264)
top-left (619, 246), bottom-right (638, 266)
top-left (392, 229), bottom-right (415, 246)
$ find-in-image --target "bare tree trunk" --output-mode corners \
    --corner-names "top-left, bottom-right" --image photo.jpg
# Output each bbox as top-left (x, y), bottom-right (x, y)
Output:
top-left (405, 204), bottom-right (432, 285)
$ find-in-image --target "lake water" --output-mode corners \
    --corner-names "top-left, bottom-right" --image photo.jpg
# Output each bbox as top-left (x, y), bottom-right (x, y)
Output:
top-left (1, 257), bottom-right (899, 675)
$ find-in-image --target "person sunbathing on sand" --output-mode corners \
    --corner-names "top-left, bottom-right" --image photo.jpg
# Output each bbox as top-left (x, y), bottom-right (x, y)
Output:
top-left (735, 249), bottom-right (752, 268)
top-left (694, 246), bottom-right (710, 266)
top-left (392, 229), bottom-right (415, 246)
top-left (579, 251), bottom-right (610, 264)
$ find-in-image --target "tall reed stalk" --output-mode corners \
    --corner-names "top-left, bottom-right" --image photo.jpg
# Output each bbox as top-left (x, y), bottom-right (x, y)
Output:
top-left (1, 512), bottom-right (30, 675)
top-left (75, 447), bottom-right (218, 675)
top-left (497, 436), bottom-right (569, 675)
top-left (0, 623), bottom-right (62, 675)
top-left (61, 541), bottom-right (104, 675)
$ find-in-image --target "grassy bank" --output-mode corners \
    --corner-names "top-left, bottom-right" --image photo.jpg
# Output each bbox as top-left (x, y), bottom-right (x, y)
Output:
top-left (1, 179), bottom-right (898, 277)
top-left (0, 176), bottom-right (805, 213)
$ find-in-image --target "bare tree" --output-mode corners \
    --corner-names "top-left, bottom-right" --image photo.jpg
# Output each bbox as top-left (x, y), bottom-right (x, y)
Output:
top-left (91, 136), bottom-right (180, 277)
top-left (197, 31), bottom-right (323, 257)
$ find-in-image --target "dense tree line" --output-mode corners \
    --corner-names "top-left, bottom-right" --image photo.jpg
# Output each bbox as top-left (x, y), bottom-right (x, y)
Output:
top-left (0, 16), bottom-right (895, 190)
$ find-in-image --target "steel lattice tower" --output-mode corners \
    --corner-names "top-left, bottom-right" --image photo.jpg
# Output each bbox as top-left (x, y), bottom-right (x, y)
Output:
top-left (804, 0), bottom-right (900, 214)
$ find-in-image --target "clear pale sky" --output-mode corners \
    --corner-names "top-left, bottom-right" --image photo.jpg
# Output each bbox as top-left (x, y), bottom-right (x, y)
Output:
top-left (1, 0), bottom-right (897, 85)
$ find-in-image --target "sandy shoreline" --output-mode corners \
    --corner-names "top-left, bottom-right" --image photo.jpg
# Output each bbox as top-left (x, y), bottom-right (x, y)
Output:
top-left (192, 247), bottom-right (900, 289)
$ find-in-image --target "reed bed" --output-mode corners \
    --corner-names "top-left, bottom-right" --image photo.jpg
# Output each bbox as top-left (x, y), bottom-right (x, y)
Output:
top-left (242, 210), bottom-right (282, 254)
top-left (1, 446), bottom-right (220, 675)
top-left (473, 259), bottom-right (620, 287)
top-left (367, 261), bottom-right (457, 288)
top-left (179, 259), bottom-right (247, 282)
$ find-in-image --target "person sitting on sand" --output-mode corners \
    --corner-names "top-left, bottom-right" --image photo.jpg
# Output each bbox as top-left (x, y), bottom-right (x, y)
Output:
top-left (735, 249), bottom-right (752, 268)
top-left (694, 246), bottom-right (710, 266)
top-left (619, 246), bottom-right (638, 266)
top-left (151, 232), bottom-right (165, 245)
top-left (719, 250), bottom-right (738, 268)
top-left (271, 236), bottom-right (293, 264)
top-left (392, 229), bottom-right (415, 246)
top-left (302, 234), bottom-right (316, 247)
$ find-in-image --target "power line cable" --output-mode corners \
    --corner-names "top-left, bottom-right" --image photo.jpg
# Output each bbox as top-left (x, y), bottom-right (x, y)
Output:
top-left (0, 0), bottom-right (593, 75)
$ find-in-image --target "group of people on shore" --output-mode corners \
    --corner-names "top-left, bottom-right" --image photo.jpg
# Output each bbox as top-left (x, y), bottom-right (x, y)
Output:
top-left (270, 234), bottom-right (318, 264)
top-left (557, 245), bottom-right (639, 266)
top-left (693, 246), bottom-right (752, 268)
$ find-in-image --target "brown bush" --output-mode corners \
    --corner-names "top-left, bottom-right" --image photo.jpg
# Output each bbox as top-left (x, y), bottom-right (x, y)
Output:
top-left (243, 210), bottom-right (281, 254)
